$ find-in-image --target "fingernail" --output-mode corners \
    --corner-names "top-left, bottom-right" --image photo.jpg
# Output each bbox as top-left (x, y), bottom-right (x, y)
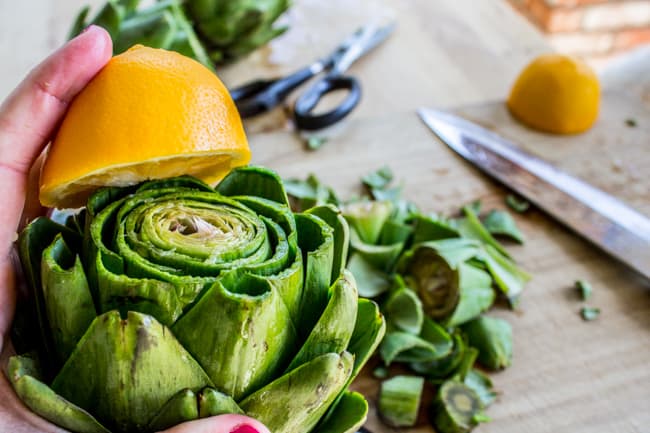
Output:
top-left (229, 424), bottom-right (259, 433)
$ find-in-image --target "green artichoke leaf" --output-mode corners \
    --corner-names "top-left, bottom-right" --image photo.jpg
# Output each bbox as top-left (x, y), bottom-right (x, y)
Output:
top-left (295, 213), bottom-right (334, 334)
top-left (348, 299), bottom-right (386, 378)
top-left (378, 375), bottom-right (424, 427)
top-left (306, 204), bottom-right (350, 284)
top-left (457, 205), bottom-right (510, 258)
top-left (216, 165), bottom-right (289, 207)
top-left (380, 318), bottom-right (453, 365)
top-left (444, 264), bottom-right (495, 328)
top-left (379, 218), bottom-right (413, 246)
top-left (172, 273), bottom-right (297, 401)
top-left (362, 165), bottom-right (393, 190)
top-left (287, 271), bottom-right (358, 372)
top-left (398, 244), bottom-right (461, 320)
top-left (342, 200), bottom-right (393, 245)
top-left (147, 389), bottom-right (199, 432)
top-left (346, 253), bottom-right (391, 298)
top-left (464, 369), bottom-right (497, 408)
top-left (411, 214), bottom-right (460, 243)
top-left (478, 244), bottom-right (530, 306)
top-left (284, 173), bottom-right (339, 212)
top-left (240, 352), bottom-right (354, 433)
top-left (483, 209), bottom-right (525, 244)
top-left (41, 234), bottom-right (97, 366)
top-left (8, 355), bottom-right (111, 433)
top-left (410, 331), bottom-right (467, 380)
top-left (51, 311), bottom-right (213, 432)
top-left (112, 3), bottom-right (178, 53)
top-left (68, 5), bottom-right (91, 39)
top-left (349, 227), bottom-right (403, 272)
top-left (312, 391), bottom-right (368, 433)
top-left (167, 2), bottom-right (214, 69)
top-left (199, 387), bottom-right (244, 417)
top-left (432, 380), bottom-right (486, 433)
top-left (462, 316), bottom-right (513, 370)
top-left (383, 286), bottom-right (424, 335)
top-left (18, 217), bottom-right (80, 367)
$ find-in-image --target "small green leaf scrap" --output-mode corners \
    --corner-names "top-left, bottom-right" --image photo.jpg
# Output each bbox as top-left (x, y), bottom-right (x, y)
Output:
top-left (505, 194), bottom-right (530, 213)
top-left (580, 306), bottom-right (600, 321)
top-left (575, 280), bottom-right (592, 301)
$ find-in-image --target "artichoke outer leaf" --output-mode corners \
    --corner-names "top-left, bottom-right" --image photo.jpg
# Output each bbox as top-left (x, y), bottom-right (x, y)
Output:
top-left (462, 316), bottom-right (513, 370)
top-left (397, 244), bottom-right (460, 320)
top-left (306, 204), bottom-right (350, 284)
top-left (347, 253), bottom-right (391, 298)
top-left (411, 214), bottom-right (460, 243)
top-left (479, 244), bottom-right (530, 306)
top-left (342, 200), bottom-right (393, 245)
top-left (172, 275), bottom-right (297, 401)
top-left (483, 209), bottom-right (525, 244)
top-left (464, 369), bottom-right (497, 408)
top-left (378, 375), bottom-right (424, 427)
top-left (216, 166), bottom-right (289, 207)
top-left (458, 205), bottom-right (511, 258)
top-left (147, 389), bottom-right (199, 432)
top-left (240, 352), bottom-right (354, 433)
top-left (51, 310), bottom-right (213, 432)
top-left (312, 391), bottom-right (368, 433)
top-left (8, 355), bottom-right (111, 433)
top-left (381, 318), bottom-right (453, 366)
top-left (410, 331), bottom-right (467, 380)
top-left (349, 228), bottom-right (403, 272)
top-left (295, 213), bottom-right (334, 335)
top-left (198, 388), bottom-right (244, 418)
top-left (18, 217), bottom-right (79, 369)
top-left (383, 287), bottom-right (424, 335)
top-left (348, 298), bottom-right (386, 378)
top-left (41, 234), bottom-right (97, 366)
top-left (286, 271), bottom-right (358, 372)
top-left (444, 264), bottom-right (495, 328)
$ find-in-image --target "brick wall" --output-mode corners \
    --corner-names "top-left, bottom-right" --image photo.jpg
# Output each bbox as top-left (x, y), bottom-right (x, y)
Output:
top-left (507, 0), bottom-right (650, 67)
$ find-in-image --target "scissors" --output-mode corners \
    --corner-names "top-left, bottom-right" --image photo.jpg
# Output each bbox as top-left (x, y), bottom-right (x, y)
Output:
top-left (229, 23), bottom-right (395, 131)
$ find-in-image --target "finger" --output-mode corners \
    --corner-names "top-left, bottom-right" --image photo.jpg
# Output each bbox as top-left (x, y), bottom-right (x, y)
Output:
top-left (0, 25), bottom-right (112, 258)
top-left (20, 151), bottom-right (45, 230)
top-left (159, 414), bottom-right (271, 433)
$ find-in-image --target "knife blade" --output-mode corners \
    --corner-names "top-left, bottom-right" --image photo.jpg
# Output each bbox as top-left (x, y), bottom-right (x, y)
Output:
top-left (418, 107), bottom-right (650, 280)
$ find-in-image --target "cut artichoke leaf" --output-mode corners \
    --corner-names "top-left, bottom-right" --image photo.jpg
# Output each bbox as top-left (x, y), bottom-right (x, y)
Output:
top-left (349, 227), bottom-right (403, 272)
top-left (398, 244), bottom-right (460, 320)
top-left (295, 213), bottom-right (334, 334)
top-left (483, 210), bottom-right (525, 244)
top-left (8, 354), bottom-right (111, 433)
top-left (347, 253), bottom-right (391, 298)
top-left (383, 286), bottom-right (424, 335)
top-left (41, 234), bottom-right (97, 366)
top-left (478, 244), bottom-right (530, 306)
top-left (306, 204), bottom-right (350, 284)
top-left (342, 200), bottom-right (393, 245)
top-left (172, 274), bottom-right (296, 401)
top-left (411, 214), bottom-right (460, 244)
top-left (444, 264), bottom-right (495, 328)
top-left (409, 331), bottom-right (467, 380)
top-left (147, 389), bottom-right (199, 432)
top-left (378, 375), bottom-right (424, 427)
top-left (312, 391), bottom-right (368, 433)
top-left (240, 352), bottom-right (354, 433)
top-left (380, 318), bottom-right (453, 365)
top-left (216, 165), bottom-right (289, 207)
top-left (462, 316), bottom-right (513, 370)
top-left (51, 310), bottom-right (213, 432)
top-left (464, 369), bottom-right (497, 408)
top-left (457, 205), bottom-right (510, 259)
top-left (378, 218), bottom-right (413, 246)
top-left (432, 380), bottom-right (487, 433)
top-left (287, 271), bottom-right (358, 372)
top-left (347, 299), bottom-right (387, 378)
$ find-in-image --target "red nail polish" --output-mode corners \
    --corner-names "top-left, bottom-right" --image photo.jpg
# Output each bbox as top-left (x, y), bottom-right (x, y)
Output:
top-left (230, 424), bottom-right (259, 433)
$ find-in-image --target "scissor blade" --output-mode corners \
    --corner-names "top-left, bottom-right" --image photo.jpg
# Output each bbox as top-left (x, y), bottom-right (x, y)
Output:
top-left (418, 107), bottom-right (650, 280)
top-left (333, 23), bottom-right (396, 73)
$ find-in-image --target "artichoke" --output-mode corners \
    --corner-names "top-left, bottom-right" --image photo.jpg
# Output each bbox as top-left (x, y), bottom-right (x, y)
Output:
top-left (8, 166), bottom-right (385, 433)
top-left (69, 0), bottom-right (290, 66)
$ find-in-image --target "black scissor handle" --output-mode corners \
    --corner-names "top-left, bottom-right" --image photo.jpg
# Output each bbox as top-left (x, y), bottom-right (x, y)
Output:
top-left (293, 75), bottom-right (361, 131)
top-left (230, 65), bottom-right (321, 118)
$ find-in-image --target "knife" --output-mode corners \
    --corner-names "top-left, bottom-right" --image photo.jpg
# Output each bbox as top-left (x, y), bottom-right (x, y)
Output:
top-left (418, 107), bottom-right (650, 280)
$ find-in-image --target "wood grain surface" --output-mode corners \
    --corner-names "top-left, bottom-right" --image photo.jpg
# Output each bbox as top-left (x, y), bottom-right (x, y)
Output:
top-left (248, 62), bottom-right (650, 432)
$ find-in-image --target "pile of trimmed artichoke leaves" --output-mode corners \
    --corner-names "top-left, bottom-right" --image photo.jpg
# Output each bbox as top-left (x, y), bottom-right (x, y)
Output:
top-left (10, 163), bottom-right (529, 433)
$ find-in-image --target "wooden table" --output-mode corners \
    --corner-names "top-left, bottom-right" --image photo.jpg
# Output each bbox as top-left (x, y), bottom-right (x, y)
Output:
top-left (1, 1), bottom-right (648, 433)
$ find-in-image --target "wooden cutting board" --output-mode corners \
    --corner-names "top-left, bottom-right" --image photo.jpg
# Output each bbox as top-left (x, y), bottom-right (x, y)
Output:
top-left (247, 64), bottom-right (650, 432)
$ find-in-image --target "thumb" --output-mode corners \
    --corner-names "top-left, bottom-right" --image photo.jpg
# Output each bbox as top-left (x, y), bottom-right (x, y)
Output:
top-left (159, 414), bottom-right (271, 433)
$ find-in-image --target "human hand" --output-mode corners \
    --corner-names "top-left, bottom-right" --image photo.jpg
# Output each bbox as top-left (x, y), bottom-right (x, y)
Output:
top-left (0, 25), bottom-right (269, 433)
